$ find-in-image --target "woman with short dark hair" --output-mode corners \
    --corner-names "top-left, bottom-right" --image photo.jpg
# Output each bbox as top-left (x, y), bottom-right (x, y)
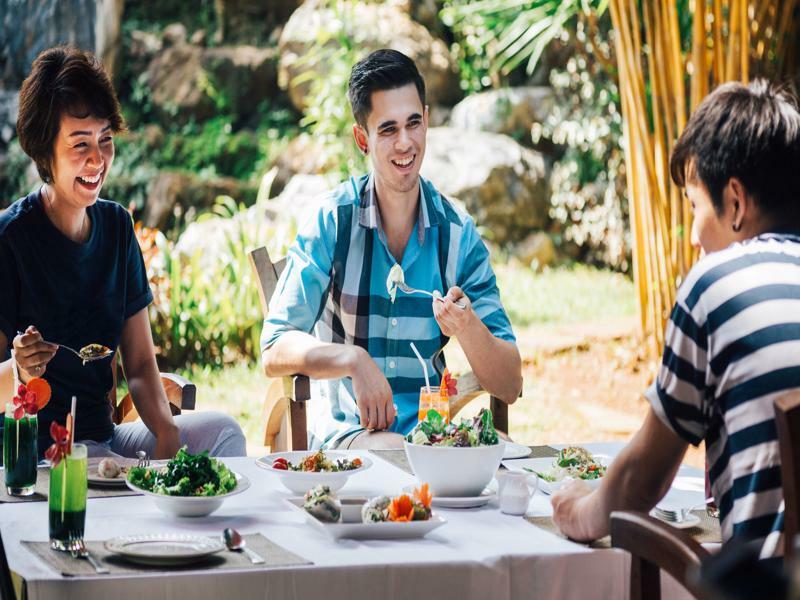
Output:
top-left (0, 46), bottom-right (246, 459)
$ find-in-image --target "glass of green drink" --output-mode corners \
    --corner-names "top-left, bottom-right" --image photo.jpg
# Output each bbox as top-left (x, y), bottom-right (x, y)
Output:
top-left (49, 443), bottom-right (87, 550)
top-left (3, 402), bottom-right (38, 496)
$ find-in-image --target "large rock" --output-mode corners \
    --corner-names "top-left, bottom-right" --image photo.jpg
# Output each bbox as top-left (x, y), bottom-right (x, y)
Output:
top-left (214, 0), bottom-right (298, 43)
top-left (269, 134), bottom-right (338, 195)
top-left (143, 171), bottom-right (258, 230)
top-left (420, 127), bottom-right (550, 245)
top-left (512, 231), bottom-right (557, 271)
top-left (143, 40), bottom-right (278, 124)
top-left (0, 0), bottom-right (123, 88)
top-left (278, 1), bottom-right (460, 112)
top-left (449, 87), bottom-right (555, 139)
top-left (175, 173), bottom-right (332, 264)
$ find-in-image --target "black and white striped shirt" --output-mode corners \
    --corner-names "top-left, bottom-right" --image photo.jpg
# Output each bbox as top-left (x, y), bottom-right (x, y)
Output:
top-left (647, 232), bottom-right (800, 557)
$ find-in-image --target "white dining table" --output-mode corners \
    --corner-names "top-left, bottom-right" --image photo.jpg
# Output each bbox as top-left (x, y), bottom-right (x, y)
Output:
top-left (0, 442), bottom-right (707, 600)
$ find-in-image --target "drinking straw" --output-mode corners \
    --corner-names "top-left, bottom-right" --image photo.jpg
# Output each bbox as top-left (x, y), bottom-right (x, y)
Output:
top-left (10, 349), bottom-right (19, 456)
top-left (62, 396), bottom-right (76, 521)
top-left (409, 342), bottom-right (430, 393)
top-left (68, 396), bottom-right (77, 454)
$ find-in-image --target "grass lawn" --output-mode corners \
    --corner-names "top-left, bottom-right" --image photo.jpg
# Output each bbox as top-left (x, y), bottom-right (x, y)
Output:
top-left (172, 262), bottom-right (639, 455)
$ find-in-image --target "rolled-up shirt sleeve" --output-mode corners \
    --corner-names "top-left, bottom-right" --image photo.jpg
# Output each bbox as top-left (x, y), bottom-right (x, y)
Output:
top-left (456, 216), bottom-right (516, 343)
top-left (645, 296), bottom-right (710, 447)
top-left (260, 204), bottom-right (336, 351)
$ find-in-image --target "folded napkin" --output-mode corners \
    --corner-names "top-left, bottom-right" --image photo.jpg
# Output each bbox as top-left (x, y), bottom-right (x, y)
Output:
top-left (23, 533), bottom-right (312, 577)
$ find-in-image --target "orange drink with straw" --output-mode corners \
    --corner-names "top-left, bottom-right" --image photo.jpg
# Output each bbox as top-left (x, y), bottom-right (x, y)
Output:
top-left (418, 386), bottom-right (448, 422)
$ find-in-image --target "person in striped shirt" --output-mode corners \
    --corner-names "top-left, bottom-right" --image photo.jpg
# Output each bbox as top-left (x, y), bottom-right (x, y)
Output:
top-left (552, 80), bottom-right (800, 558)
top-left (261, 49), bottom-right (522, 449)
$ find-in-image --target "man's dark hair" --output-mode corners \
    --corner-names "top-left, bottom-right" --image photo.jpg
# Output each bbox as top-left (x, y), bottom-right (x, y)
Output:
top-left (17, 46), bottom-right (126, 183)
top-left (670, 80), bottom-right (800, 225)
top-left (347, 49), bottom-right (426, 129)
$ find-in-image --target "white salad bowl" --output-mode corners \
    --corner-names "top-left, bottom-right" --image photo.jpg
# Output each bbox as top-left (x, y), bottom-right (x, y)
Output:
top-left (125, 472), bottom-right (250, 518)
top-left (403, 440), bottom-right (506, 497)
top-left (255, 451), bottom-right (372, 494)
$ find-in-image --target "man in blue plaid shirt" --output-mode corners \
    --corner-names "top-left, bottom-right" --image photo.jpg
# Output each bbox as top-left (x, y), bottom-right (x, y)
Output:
top-left (261, 49), bottom-right (522, 449)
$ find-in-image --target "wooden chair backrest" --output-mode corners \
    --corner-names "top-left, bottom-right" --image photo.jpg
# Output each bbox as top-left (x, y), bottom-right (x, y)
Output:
top-left (774, 390), bottom-right (800, 560)
top-left (249, 246), bottom-right (287, 313)
top-left (610, 510), bottom-right (710, 600)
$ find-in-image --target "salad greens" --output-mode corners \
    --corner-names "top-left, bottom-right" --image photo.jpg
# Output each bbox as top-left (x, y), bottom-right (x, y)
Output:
top-left (525, 446), bottom-right (606, 482)
top-left (127, 446), bottom-right (237, 497)
top-left (406, 408), bottom-right (499, 447)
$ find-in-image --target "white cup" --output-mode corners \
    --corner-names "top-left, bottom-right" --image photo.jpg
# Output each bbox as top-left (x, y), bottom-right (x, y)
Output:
top-left (497, 471), bottom-right (539, 515)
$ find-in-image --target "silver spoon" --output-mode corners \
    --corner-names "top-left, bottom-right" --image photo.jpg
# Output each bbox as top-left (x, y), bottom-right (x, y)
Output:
top-left (223, 528), bottom-right (265, 564)
top-left (396, 282), bottom-right (467, 309)
top-left (57, 343), bottom-right (113, 364)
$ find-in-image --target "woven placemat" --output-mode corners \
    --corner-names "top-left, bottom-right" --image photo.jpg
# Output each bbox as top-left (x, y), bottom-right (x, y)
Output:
top-left (23, 533), bottom-right (311, 577)
top-left (525, 509), bottom-right (721, 548)
top-left (525, 446), bottom-right (559, 459)
top-left (0, 466), bottom-right (142, 503)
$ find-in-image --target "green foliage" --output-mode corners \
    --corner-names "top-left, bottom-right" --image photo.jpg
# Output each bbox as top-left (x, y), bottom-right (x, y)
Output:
top-left (0, 141), bottom-right (35, 208)
top-left (294, 1), bottom-right (367, 179)
top-left (141, 189), bottom-right (297, 370)
top-left (122, 0), bottom-right (217, 38)
top-left (442, 0), bottom-right (609, 93)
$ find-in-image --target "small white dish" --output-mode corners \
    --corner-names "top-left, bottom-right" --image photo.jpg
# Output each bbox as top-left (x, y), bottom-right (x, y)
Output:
top-left (401, 485), bottom-right (495, 508)
top-left (285, 497), bottom-right (446, 540)
top-left (501, 457), bottom-right (608, 494)
top-left (503, 442), bottom-right (532, 460)
top-left (255, 451), bottom-right (372, 494)
top-left (104, 533), bottom-right (225, 566)
top-left (125, 472), bottom-right (250, 517)
top-left (650, 510), bottom-right (702, 530)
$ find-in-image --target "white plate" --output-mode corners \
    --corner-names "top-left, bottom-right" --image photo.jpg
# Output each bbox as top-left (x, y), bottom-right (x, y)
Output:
top-left (503, 442), bottom-right (532, 460)
top-left (125, 471), bottom-right (250, 517)
top-left (501, 456), bottom-right (609, 494)
top-left (402, 485), bottom-right (495, 508)
top-left (104, 533), bottom-right (225, 566)
top-left (87, 459), bottom-right (168, 489)
top-left (255, 451), bottom-right (372, 494)
top-left (285, 498), bottom-right (446, 541)
top-left (649, 510), bottom-right (702, 530)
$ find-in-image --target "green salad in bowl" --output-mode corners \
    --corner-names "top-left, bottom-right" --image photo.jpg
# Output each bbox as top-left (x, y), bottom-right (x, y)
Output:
top-left (406, 408), bottom-right (499, 447)
top-left (127, 447), bottom-right (248, 517)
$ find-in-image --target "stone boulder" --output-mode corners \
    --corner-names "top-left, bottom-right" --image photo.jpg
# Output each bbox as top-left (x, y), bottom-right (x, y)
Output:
top-left (449, 87), bottom-right (555, 139)
top-left (174, 173), bottom-right (332, 265)
top-left (269, 134), bottom-right (338, 195)
top-left (278, 1), bottom-right (460, 112)
top-left (143, 41), bottom-right (279, 125)
top-left (0, 0), bottom-right (123, 87)
top-left (420, 127), bottom-right (550, 245)
top-left (512, 231), bottom-right (557, 271)
top-left (214, 0), bottom-right (299, 43)
top-left (143, 171), bottom-right (258, 230)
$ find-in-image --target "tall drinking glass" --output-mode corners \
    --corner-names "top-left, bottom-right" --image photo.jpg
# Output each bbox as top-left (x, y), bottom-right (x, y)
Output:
top-left (49, 443), bottom-right (88, 550)
top-left (3, 403), bottom-right (38, 496)
top-left (418, 386), bottom-right (449, 423)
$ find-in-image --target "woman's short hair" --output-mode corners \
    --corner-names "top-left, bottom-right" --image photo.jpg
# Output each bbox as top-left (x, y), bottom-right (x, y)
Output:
top-left (670, 80), bottom-right (800, 225)
top-left (16, 46), bottom-right (125, 183)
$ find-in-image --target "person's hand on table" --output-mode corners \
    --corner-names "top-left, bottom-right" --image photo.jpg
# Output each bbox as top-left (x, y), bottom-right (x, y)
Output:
top-left (349, 347), bottom-right (395, 431)
top-left (432, 286), bottom-right (474, 337)
top-left (13, 325), bottom-right (58, 383)
top-left (551, 480), bottom-right (601, 542)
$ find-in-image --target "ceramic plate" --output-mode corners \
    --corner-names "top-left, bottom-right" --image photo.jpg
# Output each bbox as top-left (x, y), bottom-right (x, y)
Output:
top-left (104, 533), bottom-right (225, 566)
top-left (402, 485), bottom-right (495, 509)
top-left (125, 472), bottom-right (250, 517)
top-left (87, 459), bottom-right (167, 489)
top-left (649, 510), bottom-right (702, 530)
top-left (256, 451), bottom-right (372, 494)
top-left (502, 442), bottom-right (532, 460)
top-left (501, 457), bottom-right (609, 494)
top-left (286, 498), bottom-right (446, 541)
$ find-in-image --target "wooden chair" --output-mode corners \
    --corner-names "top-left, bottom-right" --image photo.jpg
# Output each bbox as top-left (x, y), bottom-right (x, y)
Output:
top-left (610, 510), bottom-right (711, 600)
top-left (774, 390), bottom-right (800, 561)
top-left (249, 245), bottom-right (512, 452)
top-left (108, 355), bottom-right (197, 425)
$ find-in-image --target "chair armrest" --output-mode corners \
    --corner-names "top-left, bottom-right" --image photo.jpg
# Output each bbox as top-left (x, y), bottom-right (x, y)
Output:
top-left (283, 374), bottom-right (310, 402)
top-left (160, 372), bottom-right (197, 412)
top-left (448, 371), bottom-right (514, 434)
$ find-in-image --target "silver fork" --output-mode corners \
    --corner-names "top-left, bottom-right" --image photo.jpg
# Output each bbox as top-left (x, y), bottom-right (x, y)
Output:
top-left (69, 537), bottom-right (109, 574)
top-left (396, 282), bottom-right (467, 309)
top-left (136, 450), bottom-right (150, 468)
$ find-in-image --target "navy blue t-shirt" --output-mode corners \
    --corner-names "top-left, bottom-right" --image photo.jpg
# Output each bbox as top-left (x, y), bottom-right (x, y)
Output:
top-left (0, 191), bottom-right (153, 453)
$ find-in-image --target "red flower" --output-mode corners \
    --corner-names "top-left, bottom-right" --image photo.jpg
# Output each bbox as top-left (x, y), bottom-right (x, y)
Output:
top-left (12, 386), bottom-right (39, 420)
top-left (45, 421), bottom-right (70, 467)
top-left (442, 369), bottom-right (458, 397)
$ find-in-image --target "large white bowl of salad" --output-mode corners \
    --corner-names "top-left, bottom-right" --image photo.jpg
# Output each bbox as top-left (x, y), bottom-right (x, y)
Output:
top-left (404, 408), bottom-right (505, 497)
top-left (126, 447), bottom-right (249, 517)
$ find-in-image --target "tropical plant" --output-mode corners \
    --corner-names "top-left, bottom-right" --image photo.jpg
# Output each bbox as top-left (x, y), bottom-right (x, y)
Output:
top-left (442, 0), bottom-right (610, 92)
top-left (609, 0), bottom-right (800, 354)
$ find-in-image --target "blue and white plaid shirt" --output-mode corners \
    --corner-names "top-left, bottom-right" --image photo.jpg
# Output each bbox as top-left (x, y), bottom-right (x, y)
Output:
top-left (262, 173), bottom-right (516, 448)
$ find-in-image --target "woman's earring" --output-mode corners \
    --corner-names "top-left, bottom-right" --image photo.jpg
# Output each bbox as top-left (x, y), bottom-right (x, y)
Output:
top-left (362, 146), bottom-right (368, 155)
top-left (732, 222), bottom-right (742, 232)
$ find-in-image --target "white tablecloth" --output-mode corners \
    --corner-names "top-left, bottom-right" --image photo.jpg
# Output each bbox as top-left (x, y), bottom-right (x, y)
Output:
top-left (0, 442), bottom-right (706, 600)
